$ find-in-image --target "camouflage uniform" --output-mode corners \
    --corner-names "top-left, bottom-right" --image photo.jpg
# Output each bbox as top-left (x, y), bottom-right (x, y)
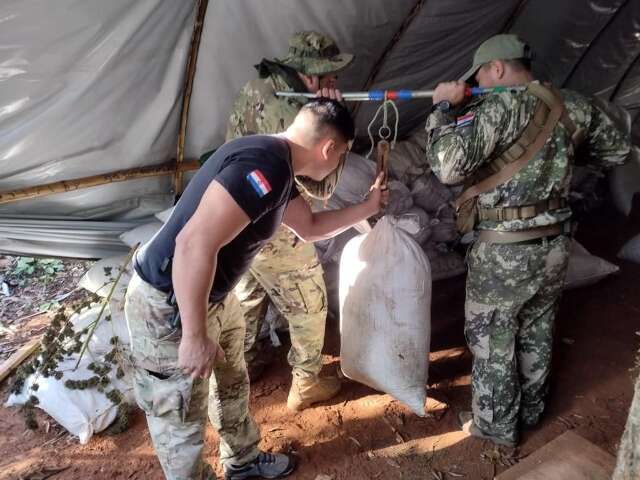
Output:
top-left (126, 272), bottom-right (259, 479)
top-left (613, 369), bottom-right (640, 480)
top-left (426, 85), bottom-right (630, 443)
top-left (226, 32), bottom-right (352, 380)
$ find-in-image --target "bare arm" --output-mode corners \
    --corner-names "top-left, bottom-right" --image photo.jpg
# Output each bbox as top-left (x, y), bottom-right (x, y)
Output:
top-left (283, 172), bottom-right (388, 242)
top-left (173, 180), bottom-right (250, 378)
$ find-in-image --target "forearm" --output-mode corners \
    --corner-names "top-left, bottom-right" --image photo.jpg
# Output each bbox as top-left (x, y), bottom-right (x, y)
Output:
top-left (289, 200), bottom-right (377, 242)
top-left (172, 236), bottom-right (217, 337)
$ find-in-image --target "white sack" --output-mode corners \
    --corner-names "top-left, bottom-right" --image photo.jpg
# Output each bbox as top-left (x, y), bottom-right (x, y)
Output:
top-left (119, 221), bottom-right (163, 248)
top-left (339, 216), bottom-right (431, 416)
top-left (565, 240), bottom-right (619, 289)
top-left (618, 234), bottom-right (640, 265)
top-left (5, 305), bottom-right (134, 444)
top-left (78, 255), bottom-right (133, 302)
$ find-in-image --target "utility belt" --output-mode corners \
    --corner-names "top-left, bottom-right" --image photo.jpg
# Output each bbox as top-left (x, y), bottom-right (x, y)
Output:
top-left (477, 197), bottom-right (567, 222)
top-left (477, 222), bottom-right (570, 245)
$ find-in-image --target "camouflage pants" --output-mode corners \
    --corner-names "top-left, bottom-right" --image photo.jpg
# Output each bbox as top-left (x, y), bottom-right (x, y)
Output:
top-left (125, 273), bottom-right (260, 480)
top-left (465, 235), bottom-right (570, 444)
top-left (235, 225), bottom-right (327, 378)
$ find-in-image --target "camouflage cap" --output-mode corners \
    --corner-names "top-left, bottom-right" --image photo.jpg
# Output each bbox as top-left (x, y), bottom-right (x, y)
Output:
top-left (460, 34), bottom-right (532, 81)
top-left (276, 31), bottom-right (354, 76)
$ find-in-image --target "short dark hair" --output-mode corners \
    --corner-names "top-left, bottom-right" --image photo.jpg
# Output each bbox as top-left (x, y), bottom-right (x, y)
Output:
top-left (299, 98), bottom-right (355, 143)
top-left (504, 58), bottom-right (532, 72)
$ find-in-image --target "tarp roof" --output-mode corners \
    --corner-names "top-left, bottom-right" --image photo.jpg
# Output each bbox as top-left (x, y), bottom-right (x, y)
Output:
top-left (1, 0), bottom-right (639, 258)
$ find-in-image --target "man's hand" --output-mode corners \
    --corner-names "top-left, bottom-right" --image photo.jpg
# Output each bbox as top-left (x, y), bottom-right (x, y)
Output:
top-left (433, 81), bottom-right (467, 106)
top-left (178, 333), bottom-right (225, 379)
top-left (316, 88), bottom-right (343, 102)
top-left (365, 172), bottom-right (390, 215)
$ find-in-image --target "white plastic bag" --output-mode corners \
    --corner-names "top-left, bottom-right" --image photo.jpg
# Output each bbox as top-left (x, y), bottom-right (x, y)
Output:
top-left (339, 216), bottom-right (431, 415)
top-left (5, 305), bottom-right (134, 444)
top-left (78, 255), bottom-right (133, 302)
top-left (564, 240), bottom-right (619, 289)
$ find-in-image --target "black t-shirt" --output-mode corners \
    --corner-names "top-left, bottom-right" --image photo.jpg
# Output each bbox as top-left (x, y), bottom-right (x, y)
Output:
top-left (134, 135), bottom-right (299, 302)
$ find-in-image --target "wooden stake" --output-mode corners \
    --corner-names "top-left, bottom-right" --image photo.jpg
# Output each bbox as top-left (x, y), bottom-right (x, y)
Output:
top-left (0, 160), bottom-right (199, 205)
top-left (0, 338), bottom-right (40, 384)
top-left (175, 0), bottom-right (210, 196)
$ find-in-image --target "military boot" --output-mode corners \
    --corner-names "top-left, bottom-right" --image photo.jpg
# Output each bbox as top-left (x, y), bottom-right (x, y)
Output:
top-left (287, 375), bottom-right (341, 411)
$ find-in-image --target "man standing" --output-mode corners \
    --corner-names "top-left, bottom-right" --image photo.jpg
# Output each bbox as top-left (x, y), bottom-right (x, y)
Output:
top-left (424, 34), bottom-right (631, 447)
top-left (226, 31), bottom-right (355, 411)
top-left (126, 99), bottom-right (387, 479)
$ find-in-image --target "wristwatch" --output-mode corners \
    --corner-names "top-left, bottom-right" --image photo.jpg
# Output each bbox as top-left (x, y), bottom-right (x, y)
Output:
top-left (431, 100), bottom-right (451, 113)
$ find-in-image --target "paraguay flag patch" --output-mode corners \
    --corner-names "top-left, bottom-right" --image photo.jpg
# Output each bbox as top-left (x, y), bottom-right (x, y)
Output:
top-left (456, 112), bottom-right (475, 128)
top-left (246, 170), bottom-right (272, 197)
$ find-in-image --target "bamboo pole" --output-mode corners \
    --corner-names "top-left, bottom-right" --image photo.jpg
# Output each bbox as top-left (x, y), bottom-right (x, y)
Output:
top-left (0, 338), bottom-right (40, 384)
top-left (175, 0), bottom-right (210, 196)
top-left (0, 160), bottom-right (199, 205)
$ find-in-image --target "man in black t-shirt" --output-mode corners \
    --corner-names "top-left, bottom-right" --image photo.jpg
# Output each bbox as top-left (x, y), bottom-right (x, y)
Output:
top-left (125, 99), bottom-right (387, 480)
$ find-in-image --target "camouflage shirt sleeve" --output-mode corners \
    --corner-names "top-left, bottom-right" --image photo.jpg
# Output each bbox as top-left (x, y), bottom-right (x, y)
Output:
top-left (425, 95), bottom-right (509, 185)
top-left (225, 75), bottom-right (300, 141)
top-left (583, 99), bottom-right (631, 170)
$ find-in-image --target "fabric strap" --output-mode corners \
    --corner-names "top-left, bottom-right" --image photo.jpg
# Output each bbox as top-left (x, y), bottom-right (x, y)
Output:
top-left (454, 83), bottom-right (566, 213)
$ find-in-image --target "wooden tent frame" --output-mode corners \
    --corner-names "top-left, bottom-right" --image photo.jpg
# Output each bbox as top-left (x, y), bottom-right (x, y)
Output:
top-left (0, 0), bottom-right (210, 206)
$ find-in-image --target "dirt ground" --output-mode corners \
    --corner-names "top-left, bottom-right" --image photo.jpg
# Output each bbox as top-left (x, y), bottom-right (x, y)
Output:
top-left (0, 199), bottom-right (639, 480)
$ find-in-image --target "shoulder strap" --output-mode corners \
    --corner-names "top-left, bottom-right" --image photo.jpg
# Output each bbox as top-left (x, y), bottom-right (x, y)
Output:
top-left (454, 84), bottom-right (565, 211)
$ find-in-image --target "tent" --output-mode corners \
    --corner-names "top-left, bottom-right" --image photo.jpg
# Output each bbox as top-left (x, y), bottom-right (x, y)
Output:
top-left (1, 0), bottom-right (639, 258)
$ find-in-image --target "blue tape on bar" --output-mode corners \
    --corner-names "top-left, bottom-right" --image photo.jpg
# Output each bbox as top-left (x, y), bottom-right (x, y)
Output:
top-left (397, 90), bottom-right (413, 100)
top-left (469, 87), bottom-right (485, 96)
top-left (369, 90), bottom-right (385, 101)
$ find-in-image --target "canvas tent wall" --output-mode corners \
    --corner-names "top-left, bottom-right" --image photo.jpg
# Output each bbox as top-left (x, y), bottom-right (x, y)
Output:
top-left (1, 0), bottom-right (639, 258)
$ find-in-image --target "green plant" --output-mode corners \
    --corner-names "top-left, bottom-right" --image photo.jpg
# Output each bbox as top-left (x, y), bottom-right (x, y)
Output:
top-left (12, 257), bottom-right (64, 284)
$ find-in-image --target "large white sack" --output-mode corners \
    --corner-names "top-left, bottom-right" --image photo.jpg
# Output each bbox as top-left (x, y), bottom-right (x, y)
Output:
top-left (565, 240), bottom-right (619, 289)
top-left (78, 255), bottom-right (133, 302)
top-left (618, 234), bottom-right (640, 265)
top-left (609, 147), bottom-right (640, 217)
top-left (339, 216), bottom-right (431, 416)
top-left (5, 305), bottom-right (134, 444)
top-left (119, 220), bottom-right (163, 248)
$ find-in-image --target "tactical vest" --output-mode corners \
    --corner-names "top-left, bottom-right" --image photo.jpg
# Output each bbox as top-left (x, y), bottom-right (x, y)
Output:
top-left (455, 82), bottom-right (584, 235)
